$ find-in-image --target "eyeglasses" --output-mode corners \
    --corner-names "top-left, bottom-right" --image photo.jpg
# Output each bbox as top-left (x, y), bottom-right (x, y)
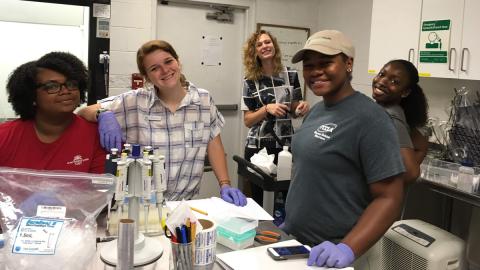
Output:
top-left (37, 80), bottom-right (80, 94)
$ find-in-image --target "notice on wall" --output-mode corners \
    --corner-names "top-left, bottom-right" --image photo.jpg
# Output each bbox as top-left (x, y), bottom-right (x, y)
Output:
top-left (93, 3), bottom-right (110, 19)
top-left (201, 35), bottom-right (223, 66)
top-left (419, 20), bottom-right (451, 63)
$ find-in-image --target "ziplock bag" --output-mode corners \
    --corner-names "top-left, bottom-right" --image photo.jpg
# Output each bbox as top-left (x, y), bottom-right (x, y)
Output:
top-left (0, 167), bottom-right (115, 270)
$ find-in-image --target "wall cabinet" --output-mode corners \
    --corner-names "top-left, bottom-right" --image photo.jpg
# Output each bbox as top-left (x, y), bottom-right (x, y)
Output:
top-left (458, 0), bottom-right (480, 80)
top-left (368, 0), bottom-right (422, 75)
top-left (369, 0), bottom-right (480, 80)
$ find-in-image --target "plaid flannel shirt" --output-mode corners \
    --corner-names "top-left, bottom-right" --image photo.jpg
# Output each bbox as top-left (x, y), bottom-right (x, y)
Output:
top-left (100, 82), bottom-right (224, 200)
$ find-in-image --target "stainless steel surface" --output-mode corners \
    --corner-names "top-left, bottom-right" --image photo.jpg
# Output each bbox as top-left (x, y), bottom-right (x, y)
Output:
top-left (117, 219), bottom-right (135, 270)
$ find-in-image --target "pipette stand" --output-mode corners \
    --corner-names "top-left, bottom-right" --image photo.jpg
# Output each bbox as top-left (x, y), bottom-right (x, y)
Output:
top-left (100, 156), bottom-right (163, 267)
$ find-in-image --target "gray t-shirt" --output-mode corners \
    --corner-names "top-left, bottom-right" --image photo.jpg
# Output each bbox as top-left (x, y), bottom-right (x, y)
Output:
top-left (284, 91), bottom-right (405, 246)
top-left (384, 105), bottom-right (413, 148)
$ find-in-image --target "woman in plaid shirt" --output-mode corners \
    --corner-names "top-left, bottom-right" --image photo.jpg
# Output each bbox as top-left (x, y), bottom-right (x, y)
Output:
top-left (78, 40), bottom-right (247, 205)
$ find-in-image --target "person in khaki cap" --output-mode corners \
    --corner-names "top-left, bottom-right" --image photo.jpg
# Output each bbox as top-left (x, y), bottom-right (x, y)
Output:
top-left (282, 30), bottom-right (405, 268)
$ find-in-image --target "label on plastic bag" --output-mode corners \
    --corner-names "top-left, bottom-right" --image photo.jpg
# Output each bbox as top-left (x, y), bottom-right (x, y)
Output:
top-left (12, 217), bottom-right (64, 255)
top-left (37, 205), bottom-right (66, 218)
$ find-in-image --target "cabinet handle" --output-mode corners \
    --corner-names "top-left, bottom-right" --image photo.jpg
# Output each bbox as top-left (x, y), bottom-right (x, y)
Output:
top-left (461, 48), bottom-right (468, 72)
top-left (408, 48), bottom-right (415, 63)
top-left (448, 48), bottom-right (456, 71)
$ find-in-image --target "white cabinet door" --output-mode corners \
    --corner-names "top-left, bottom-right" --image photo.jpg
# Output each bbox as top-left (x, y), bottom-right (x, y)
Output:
top-left (417, 0), bottom-right (464, 78)
top-left (459, 0), bottom-right (480, 80)
top-left (368, 0), bottom-right (422, 74)
top-left (157, 2), bottom-right (246, 198)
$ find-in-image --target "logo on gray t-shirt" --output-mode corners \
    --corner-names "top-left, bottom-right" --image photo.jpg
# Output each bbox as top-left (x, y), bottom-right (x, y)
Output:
top-left (314, 123), bottom-right (337, 140)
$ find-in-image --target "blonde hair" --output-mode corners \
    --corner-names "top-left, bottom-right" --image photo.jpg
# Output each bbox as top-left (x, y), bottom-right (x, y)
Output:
top-left (136, 40), bottom-right (187, 86)
top-left (242, 30), bottom-right (283, 81)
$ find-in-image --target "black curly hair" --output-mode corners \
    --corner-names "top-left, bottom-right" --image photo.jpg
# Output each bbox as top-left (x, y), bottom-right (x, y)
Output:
top-left (388, 59), bottom-right (429, 129)
top-left (6, 52), bottom-right (88, 120)
top-left (6, 61), bottom-right (38, 120)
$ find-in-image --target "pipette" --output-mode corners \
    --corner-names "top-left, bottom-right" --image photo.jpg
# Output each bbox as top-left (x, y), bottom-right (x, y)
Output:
top-left (151, 149), bottom-right (166, 229)
top-left (138, 150), bottom-right (152, 233)
top-left (115, 152), bottom-right (129, 223)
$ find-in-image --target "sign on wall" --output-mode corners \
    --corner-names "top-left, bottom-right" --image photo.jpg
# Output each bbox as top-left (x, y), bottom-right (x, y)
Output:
top-left (419, 20), bottom-right (451, 63)
top-left (257, 23), bottom-right (310, 98)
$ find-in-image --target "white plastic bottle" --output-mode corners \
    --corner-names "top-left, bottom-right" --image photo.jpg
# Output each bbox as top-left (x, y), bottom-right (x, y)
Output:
top-left (457, 164), bottom-right (475, 193)
top-left (276, 146), bottom-right (292, 181)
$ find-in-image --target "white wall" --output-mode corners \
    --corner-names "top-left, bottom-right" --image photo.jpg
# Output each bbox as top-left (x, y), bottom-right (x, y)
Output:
top-left (0, 1), bottom-right (88, 119)
top-left (109, 0), bottom-right (156, 96)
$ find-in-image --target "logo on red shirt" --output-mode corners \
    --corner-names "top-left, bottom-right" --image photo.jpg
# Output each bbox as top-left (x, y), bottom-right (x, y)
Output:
top-left (67, 155), bottom-right (90, 166)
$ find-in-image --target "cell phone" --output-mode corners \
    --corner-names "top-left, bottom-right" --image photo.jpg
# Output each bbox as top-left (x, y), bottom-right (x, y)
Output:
top-left (267, 245), bottom-right (311, 261)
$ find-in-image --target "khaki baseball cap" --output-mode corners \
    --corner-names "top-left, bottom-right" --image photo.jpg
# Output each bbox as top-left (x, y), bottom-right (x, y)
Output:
top-left (292, 30), bottom-right (355, 63)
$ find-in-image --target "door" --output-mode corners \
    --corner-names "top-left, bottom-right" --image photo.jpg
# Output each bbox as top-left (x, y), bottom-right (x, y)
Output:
top-left (156, 2), bottom-right (246, 198)
top-left (368, 0), bottom-right (422, 74)
top-left (417, 0), bottom-right (464, 78)
top-left (459, 0), bottom-right (480, 80)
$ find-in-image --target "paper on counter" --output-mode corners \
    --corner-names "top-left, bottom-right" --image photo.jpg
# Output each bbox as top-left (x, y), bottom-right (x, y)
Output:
top-left (166, 197), bottom-right (273, 221)
top-left (216, 239), bottom-right (354, 270)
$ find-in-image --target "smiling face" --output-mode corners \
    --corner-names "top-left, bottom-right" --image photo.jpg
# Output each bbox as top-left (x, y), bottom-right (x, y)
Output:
top-left (302, 51), bottom-right (353, 103)
top-left (143, 49), bottom-right (182, 90)
top-left (35, 68), bottom-right (80, 116)
top-left (255, 33), bottom-right (276, 62)
top-left (372, 62), bottom-right (411, 106)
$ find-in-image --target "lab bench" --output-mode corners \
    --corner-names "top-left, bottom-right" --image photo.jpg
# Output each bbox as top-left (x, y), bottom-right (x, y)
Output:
top-left (92, 219), bottom-right (288, 269)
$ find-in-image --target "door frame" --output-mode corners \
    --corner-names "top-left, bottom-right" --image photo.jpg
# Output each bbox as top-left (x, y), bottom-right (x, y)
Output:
top-left (154, 0), bottom-right (256, 163)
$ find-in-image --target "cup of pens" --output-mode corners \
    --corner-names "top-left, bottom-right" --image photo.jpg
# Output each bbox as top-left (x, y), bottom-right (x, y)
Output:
top-left (166, 202), bottom-right (217, 270)
top-left (171, 240), bottom-right (193, 270)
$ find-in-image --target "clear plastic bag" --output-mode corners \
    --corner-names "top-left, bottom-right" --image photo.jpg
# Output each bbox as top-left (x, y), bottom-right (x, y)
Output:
top-left (0, 167), bottom-right (115, 270)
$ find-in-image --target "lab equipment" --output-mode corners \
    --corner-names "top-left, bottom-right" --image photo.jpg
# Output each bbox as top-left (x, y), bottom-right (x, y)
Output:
top-left (0, 168), bottom-right (115, 270)
top-left (308, 241), bottom-right (354, 268)
top-left (255, 230), bottom-right (281, 244)
top-left (448, 87), bottom-right (480, 166)
top-left (98, 110), bottom-right (123, 150)
top-left (117, 219), bottom-right (135, 270)
top-left (276, 146), bottom-right (292, 181)
top-left (267, 244), bottom-right (311, 260)
top-left (368, 219), bottom-right (465, 270)
top-left (216, 217), bottom-right (258, 250)
top-left (100, 145), bottom-right (165, 267)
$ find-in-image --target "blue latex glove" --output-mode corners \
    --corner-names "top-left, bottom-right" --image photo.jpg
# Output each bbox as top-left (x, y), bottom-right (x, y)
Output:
top-left (20, 191), bottom-right (64, 217)
top-left (220, 185), bottom-right (247, 206)
top-left (307, 241), bottom-right (355, 268)
top-left (98, 111), bottom-right (123, 151)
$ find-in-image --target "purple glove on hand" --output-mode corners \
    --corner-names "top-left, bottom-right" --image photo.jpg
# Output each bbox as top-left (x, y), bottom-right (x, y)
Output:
top-left (220, 185), bottom-right (247, 206)
top-left (307, 241), bottom-right (355, 268)
top-left (98, 111), bottom-right (123, 151)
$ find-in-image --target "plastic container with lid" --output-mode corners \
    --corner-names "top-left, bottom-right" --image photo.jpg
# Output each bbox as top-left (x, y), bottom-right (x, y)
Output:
top-left (215, 217), bottom-right (258, 250)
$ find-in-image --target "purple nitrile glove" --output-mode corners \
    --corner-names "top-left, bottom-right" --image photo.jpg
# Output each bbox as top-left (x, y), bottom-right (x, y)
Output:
top-left (307, 241), bottom-right (355, 268)
top-left (98, 111), bottom-right (123, 151)
top-left (220, 185), bottom-right (247, 206)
